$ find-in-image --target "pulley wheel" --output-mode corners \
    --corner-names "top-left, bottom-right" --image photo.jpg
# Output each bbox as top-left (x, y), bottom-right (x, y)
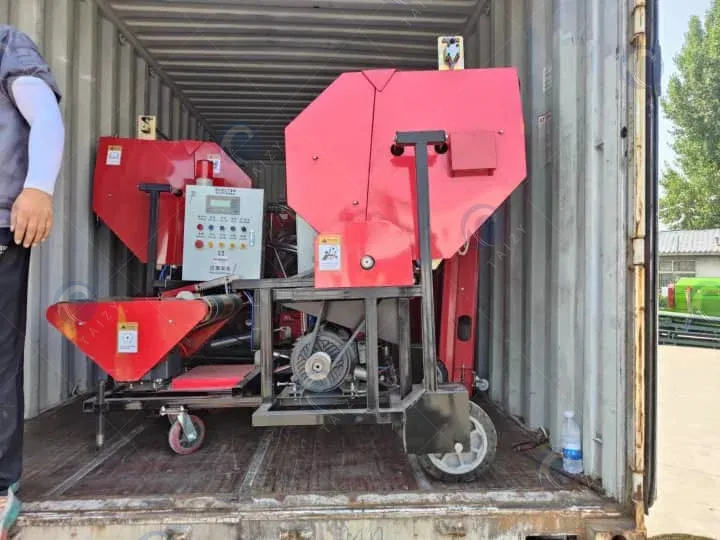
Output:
top-left (290, 330), bottom-right (358, 392)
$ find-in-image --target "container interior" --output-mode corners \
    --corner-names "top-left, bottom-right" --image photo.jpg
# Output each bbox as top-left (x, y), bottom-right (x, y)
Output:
top-left (9, 0), bottom-right (635, 507)
top-left (21, 400), bottom-right (597, 506)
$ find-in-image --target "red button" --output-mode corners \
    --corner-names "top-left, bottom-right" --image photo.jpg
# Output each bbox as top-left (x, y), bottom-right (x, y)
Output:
top-left (195, 240), bottom-right (203, 249)
top-left (196, 223), bottom-right (203, 231)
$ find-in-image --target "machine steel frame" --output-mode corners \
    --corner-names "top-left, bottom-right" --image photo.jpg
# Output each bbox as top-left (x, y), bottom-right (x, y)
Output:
top-left (85, 131), bottom-right (472, 456)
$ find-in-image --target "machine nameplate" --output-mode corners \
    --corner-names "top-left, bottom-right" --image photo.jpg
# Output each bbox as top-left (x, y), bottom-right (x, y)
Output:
top-left (117, 322), bottom-right (138, 354)
top-left (317, 235), bottom-right (341, 271)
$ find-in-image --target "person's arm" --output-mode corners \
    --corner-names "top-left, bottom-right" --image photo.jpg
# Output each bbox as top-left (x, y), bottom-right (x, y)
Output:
top-left (0, 27), bottom-right (64, 247)
top-left (8, 76), bottom-right (65, 247)
top-left (12, 76), bottom-right (65, 195)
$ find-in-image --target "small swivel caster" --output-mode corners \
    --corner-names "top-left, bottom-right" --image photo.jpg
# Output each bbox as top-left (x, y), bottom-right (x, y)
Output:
top-left (167, 413), bottom-right (206, 455)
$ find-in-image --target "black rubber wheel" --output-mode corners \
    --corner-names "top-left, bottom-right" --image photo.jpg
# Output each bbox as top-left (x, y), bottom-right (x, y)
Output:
top-left (168, 414), bottom-right (206, 455)
top-left (436, 360), bottom-right (449, 384)
top-left (417, 401), bottom-right (497, 482)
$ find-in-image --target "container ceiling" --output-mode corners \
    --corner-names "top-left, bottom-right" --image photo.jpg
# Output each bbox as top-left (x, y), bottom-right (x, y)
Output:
top-left (106, 0), bottom-right (484, 162)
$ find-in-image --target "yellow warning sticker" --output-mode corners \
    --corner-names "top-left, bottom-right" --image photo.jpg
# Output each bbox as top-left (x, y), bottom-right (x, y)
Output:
top-left (318, 234), bottom-right (341, 245)
top-left (318, 235), bottom-right (341, 271)
top-left (117, 322), bottom-right (138, 354)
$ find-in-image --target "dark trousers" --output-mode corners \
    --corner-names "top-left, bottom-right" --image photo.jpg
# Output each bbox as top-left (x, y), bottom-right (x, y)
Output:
top-left (0, 238), bottom-right (30, 497)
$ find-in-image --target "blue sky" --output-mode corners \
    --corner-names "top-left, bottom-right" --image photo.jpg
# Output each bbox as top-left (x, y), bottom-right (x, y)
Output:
top-left (659, 0), bottom-right (712, 169)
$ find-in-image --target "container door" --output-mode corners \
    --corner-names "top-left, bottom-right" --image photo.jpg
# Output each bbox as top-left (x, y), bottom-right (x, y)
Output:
top-left (644, 0), bottom-right (661, 512)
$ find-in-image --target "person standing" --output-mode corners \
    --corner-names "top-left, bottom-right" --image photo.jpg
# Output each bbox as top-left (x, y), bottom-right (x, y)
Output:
top-left (0, 25), bottom-right (64, 538)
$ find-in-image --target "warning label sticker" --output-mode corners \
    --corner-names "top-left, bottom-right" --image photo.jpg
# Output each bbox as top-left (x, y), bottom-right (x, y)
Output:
top-left (207, 154), bottom-right (221, 175)
top-left (106, 146), bottom-right (122, 166)
top-left (318, 235), bottom-right (341, 271)
top-left (117, 322), bottom-right (138, 354)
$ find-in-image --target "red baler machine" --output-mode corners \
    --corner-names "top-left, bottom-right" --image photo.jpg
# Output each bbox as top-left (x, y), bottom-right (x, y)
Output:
top-left (47, 66), bottom-right (526, 480)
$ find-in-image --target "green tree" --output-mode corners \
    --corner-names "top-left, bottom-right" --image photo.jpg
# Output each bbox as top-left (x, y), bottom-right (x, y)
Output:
top-left (661, 1), bottom-right (720, 230)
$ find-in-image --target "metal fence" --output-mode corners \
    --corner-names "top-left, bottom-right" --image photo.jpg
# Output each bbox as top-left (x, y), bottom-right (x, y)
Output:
top-left (658, 311), bottom-right (720, 348)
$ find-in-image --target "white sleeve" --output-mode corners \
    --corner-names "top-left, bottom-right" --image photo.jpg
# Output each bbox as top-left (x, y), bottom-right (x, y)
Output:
top-left (10, 76), bottom-right (65, 196)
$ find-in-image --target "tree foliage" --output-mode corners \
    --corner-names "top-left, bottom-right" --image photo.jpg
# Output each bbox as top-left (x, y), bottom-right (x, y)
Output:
top-left (661, 1), bottom-right (720, 230)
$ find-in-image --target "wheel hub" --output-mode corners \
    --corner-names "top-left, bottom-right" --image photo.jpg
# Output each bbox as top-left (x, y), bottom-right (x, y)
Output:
top-left (305, 351), bottom-right (332, 381)
top-left (427, 414), bottom-right (488, 475)
top-left (290, 330), bottom-right (358, 392)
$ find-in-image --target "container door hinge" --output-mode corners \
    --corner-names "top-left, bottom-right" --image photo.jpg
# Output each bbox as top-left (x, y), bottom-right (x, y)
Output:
top-left (631, 237), bottom-right (645, 266)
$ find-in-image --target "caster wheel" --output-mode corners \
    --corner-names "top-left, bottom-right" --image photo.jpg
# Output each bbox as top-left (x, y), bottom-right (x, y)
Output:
top-left (168, 414), bottom-right (206, 455)
top-left (436, 360), bottom-right (449, 384)
top-left (417, 401), bottom-right (497, 482)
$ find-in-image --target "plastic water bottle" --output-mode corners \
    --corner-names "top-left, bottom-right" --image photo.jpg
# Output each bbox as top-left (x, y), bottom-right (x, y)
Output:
top-left (561, 410), bottom-right (583, 474)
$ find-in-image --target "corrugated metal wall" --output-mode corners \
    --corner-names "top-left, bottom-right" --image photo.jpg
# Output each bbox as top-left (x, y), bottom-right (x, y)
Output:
top-left (2, 0), bottom-right (213, 417)
top-left (229, 0), bottom-right (635, 501)
top-left (466, 0), bottom-right (633, 500)
top-left (244, 162), bottom-right (287, 204)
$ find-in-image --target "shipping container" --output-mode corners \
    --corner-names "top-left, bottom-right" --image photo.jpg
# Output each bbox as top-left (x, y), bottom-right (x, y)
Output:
top-left (4, 0), bottom-right (659, 538)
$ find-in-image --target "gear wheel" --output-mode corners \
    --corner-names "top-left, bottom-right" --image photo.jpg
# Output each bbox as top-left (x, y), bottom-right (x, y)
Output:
top-left (291, 330), bottom-right (358, 392)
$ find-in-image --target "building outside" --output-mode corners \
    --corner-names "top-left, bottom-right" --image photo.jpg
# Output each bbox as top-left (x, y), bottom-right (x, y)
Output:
top-left (659, 228), bottom-right (720, 291)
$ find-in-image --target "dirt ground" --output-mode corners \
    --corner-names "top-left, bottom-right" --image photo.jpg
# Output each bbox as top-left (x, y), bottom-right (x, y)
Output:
top-left (646, 345), bottom-right (720, 539)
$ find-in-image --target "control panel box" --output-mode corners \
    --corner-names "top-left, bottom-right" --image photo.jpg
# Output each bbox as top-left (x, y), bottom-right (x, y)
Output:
top-left (182, 185), bottom-right (265, 281)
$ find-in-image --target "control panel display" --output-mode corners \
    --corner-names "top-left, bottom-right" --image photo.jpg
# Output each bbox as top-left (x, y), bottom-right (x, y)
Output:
top-left (182, 185), bottom-right (264, 281)
top-left (206, 195), bottom-right (239, 214)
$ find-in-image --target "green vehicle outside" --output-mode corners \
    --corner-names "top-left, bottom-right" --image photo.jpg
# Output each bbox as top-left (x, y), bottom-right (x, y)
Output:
top-left (665, 277), bottom-right (720, 316)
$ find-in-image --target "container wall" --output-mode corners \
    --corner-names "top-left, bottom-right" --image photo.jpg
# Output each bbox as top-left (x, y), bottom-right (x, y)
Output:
top-left (466, 0), bottom-right (634, 500)
top-left (2, 0), bottom-right (212, 417)
top-left (244, 161), bottom-right (288, 203)
top-left (234, 0), bottom-right (635, 502)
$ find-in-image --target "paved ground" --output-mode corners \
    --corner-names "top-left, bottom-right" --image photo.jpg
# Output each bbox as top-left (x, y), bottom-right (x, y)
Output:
top-left (646, 345), bottom-right (720, 538)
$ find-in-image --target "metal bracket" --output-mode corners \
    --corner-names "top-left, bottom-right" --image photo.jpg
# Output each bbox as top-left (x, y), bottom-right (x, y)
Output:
top-left (160, 406), bottom-right (198, 442)
top-left (631, 237), bottom-right (645, 266)
top-left (178, 411), bottom-right (198, 442)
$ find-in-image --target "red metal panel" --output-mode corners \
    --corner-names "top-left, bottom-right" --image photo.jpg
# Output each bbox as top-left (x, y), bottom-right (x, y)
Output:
top-left (92, 138), bottom-right (253, 266)
top-left (440, 256), bottom-right (459, 376)
top-left (449, 131), bottom-right (497, 175)
top-left (313, 221), bottom-right (414, 289)
top-left (439, 242), bottom-right (481, 393)
top-left (285, 67), bottom-right (526, 287)
top-left (285, 72), bottom-right (375, 237)
top-left (169, 365), bottom-right (256, 391)
top-left (46, 298), bottom-right (211, 382)
top-left (367, 68), bottom-right (526, 260)
top-left (178, 319), bottom-right (230, 358)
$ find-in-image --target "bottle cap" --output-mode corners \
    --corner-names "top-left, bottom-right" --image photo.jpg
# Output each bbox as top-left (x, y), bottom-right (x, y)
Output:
top-left (564, 410), bottom-right (574, 418)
